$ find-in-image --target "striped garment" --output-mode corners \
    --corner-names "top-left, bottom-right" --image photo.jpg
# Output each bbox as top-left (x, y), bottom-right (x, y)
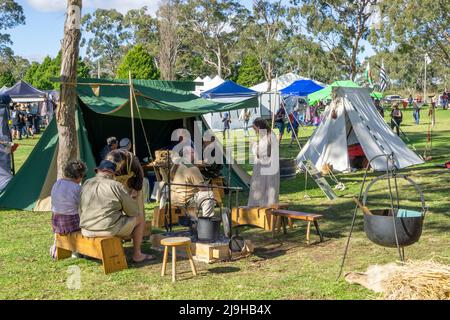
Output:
top-left (51, 213), bottom-right (80, 235)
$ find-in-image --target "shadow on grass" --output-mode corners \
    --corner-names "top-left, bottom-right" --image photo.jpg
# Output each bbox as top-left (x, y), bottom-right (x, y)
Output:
top-left (208, 266), bottom-right (240, 274)
top-left (253, 245), bottom-right (288, 260)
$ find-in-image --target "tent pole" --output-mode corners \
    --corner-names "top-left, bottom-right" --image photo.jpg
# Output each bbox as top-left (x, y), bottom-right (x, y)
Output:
top-left (129, 71), bottom-right (137, 155)
top-left (271, 74), bottom-right (278, 130)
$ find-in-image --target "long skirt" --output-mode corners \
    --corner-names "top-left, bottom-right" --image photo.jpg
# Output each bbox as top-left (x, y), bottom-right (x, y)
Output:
top-left (248, 162), bottom-right (280, 207)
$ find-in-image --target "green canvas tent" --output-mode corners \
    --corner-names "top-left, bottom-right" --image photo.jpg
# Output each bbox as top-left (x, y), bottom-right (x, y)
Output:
top-left (0, 79), bottom-right (253, 211)
top-left (307, 80), bottom-right (382, 105)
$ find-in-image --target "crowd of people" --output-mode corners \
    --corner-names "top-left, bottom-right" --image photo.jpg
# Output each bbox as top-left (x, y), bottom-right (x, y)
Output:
top-left (10, 103), bottom-right (43, 140)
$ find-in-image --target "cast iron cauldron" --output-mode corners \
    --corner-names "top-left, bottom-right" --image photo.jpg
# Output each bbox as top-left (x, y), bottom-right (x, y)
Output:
top-left (197, 217), bottom-right (221, 242)
top-left (364, 210), bottom-right (423, 248)
top-left (362, 174), bottom-right (426, 248)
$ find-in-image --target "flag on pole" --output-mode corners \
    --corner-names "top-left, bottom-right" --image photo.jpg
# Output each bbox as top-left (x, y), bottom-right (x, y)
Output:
top-left (379, 61), bottom-right (388, 92)
top-left (365, 62), bottom-right (373, 87)
top-left (425, 53), bottom-right (432, 65)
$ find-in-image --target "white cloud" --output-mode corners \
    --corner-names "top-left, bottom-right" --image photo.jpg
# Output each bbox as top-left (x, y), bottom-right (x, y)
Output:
top-left (26, 0), bottom-right (66, 12)
top-left (27, 0), bottom-right (159, 14)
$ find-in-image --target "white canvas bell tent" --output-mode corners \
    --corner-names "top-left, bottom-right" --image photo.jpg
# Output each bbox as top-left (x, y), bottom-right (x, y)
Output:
top-left (296, 87), bottom-right (424, 172)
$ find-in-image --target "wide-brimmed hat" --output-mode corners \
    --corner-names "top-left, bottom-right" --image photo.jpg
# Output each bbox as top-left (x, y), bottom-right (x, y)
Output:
top-left (95, 160), bottom-right (117, 174)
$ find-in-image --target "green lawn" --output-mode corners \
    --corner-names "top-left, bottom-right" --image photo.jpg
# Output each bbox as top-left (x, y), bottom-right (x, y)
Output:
top-left (0, 108), bottom-right (449, 300)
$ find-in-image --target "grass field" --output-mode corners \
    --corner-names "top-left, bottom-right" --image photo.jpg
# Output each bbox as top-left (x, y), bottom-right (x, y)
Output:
top-left (0, 108), bottom-right (449, 300)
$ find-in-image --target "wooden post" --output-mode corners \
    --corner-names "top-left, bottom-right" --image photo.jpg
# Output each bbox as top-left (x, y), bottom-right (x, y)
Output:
top-left (57, 0), bottom-right (82, 178)
top-left (129, 71), bottom-right (136, 155)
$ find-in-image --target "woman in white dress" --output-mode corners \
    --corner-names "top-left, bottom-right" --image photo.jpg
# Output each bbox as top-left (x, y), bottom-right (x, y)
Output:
top-left (248, 118), bottom-right (280, 207)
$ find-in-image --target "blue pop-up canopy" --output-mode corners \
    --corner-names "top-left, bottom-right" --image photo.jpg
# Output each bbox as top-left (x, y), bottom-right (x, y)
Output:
top-left (201, 80), bottom-right (258, 99)
top-left (280, 79), bottom-right (324, 97)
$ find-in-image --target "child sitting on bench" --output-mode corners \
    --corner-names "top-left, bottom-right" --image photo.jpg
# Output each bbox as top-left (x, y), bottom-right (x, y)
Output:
top-left (49, 160), bottom-right (87, 259)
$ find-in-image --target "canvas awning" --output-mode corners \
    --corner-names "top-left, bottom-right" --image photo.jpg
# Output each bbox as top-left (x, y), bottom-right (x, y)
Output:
top-left (77, 78), bottom-right (258, 121)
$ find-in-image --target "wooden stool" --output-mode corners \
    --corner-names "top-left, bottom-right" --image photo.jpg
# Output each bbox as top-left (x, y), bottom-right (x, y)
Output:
top-left (160, 237), bottom-right (197, 282)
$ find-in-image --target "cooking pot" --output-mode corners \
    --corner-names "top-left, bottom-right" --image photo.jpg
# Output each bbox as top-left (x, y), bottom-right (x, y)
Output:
top-left (362, 174), bottom-right (426, 248)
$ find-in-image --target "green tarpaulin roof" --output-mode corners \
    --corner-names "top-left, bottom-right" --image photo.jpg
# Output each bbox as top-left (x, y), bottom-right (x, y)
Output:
top-left (77, 78), bottom-right (258, 121)
top-left (307, 80), bottom-right (383, 105)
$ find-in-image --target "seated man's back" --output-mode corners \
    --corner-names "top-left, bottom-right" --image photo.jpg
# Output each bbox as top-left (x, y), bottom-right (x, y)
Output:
top-left (80, 172), bottom-right (139, 237)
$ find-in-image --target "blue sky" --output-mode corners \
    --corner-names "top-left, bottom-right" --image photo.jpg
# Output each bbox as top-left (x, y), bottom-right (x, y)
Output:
top-left (9, 0), bottom-right (374, 64)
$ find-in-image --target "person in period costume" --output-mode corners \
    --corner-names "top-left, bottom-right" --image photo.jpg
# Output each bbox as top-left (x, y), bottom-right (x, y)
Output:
top-left (248, 118), bottom-right (280, 207)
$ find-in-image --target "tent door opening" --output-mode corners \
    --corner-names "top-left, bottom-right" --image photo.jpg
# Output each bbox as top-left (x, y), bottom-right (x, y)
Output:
top-left (345, 113), bottom-right (369, 170)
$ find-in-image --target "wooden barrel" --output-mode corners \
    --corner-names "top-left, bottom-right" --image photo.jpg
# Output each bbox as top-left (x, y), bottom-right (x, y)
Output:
top-left (279, 158), bottom-right (297, 180)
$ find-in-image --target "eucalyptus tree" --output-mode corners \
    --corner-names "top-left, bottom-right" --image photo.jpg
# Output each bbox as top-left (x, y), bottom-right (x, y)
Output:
top-left (291, 0), bottom-right (380, 80)
top-left (238, 1), bottom-right (291, 91)
top-left (81, 9), bottom-right (130, 77)
top-left (178, 0), bottom-right (250, 78)
top-left (0, 0), bottom-right (25, 56)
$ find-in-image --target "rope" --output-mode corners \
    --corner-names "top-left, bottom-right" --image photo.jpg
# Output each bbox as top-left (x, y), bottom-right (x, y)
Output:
top-left (132, 90), bottom-right (153, 161)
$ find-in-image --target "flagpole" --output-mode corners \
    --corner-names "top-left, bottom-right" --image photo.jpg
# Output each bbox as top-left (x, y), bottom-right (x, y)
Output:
top-left (424, 54), bottom-right (427, 104)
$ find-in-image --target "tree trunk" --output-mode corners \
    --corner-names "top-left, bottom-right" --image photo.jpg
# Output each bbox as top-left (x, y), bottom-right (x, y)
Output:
top-left (159, 0), bottom-right (179, 80)
top-left (266, 62), bottom-right (273, 92)
top-left (57, 0), bottom-right (82, 179)
top-left (216, 46), bottom-right (222, 78)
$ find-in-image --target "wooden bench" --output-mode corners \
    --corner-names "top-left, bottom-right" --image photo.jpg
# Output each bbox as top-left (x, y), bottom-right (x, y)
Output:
top-left (231, 203), bottom-right (290, 231)
top-left (55, 221), bottom-right (152, 275)
top-left (271, 209), bottom-right (324, 244)
top-left (55, 232), bottom-right (128, 275)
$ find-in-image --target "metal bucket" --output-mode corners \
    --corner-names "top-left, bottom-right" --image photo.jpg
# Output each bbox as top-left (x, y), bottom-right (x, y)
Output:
top-left (197, 217), bottom-right (221, 243)
top-left (364, 209), bottom-right (424, 248)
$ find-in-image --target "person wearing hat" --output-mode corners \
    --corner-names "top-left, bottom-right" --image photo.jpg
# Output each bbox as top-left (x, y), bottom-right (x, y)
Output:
top-left (119, 137), bottom-right (132, 151)
top-left (79, 160), bottom-right (154, 263)
top-left (106, 140), bottom-right (147, 212)
top-left (99, 137), bottom-right (118, 161)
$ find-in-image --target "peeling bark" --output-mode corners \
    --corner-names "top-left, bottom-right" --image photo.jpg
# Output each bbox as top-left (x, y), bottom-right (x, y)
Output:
top-left (57, 0), bottom-right (82, 178)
